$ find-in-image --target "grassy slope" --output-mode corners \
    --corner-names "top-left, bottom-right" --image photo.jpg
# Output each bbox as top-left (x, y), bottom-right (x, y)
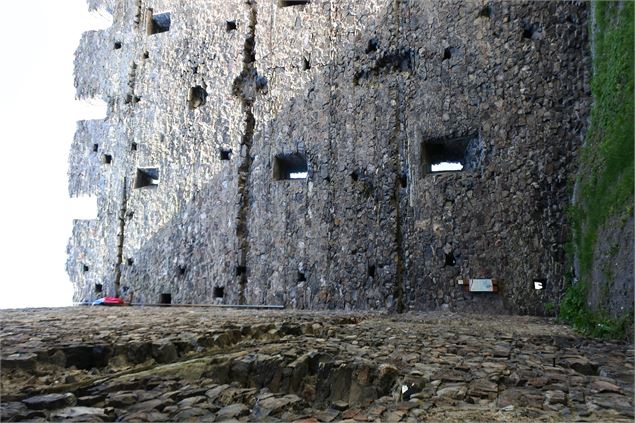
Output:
top-left (559, 1), bottom-right (634, 339)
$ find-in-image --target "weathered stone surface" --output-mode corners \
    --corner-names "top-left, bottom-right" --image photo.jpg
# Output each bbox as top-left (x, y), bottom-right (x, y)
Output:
top-left (67, 0), bottom-right (591, 319)
top-left (560, 355), bottom-right (599, 376)
top-left (216, 403), bottom-right (249, 419)
top-left (1, 308), bottom-right (633, 422)
top-left (22, 393), bottom-right (77, 410)
top-left (50, 406), bottom-right (112, 421)
top-left (1, 353), bottom-right (38, 370)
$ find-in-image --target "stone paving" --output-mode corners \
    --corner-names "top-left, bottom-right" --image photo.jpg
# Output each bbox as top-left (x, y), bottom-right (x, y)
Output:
top-left (1, 307), bottom-right (633, 422)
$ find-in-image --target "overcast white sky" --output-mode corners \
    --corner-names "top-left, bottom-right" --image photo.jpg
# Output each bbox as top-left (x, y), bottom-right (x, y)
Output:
top-left (0, 1), bottom-right (110, 308)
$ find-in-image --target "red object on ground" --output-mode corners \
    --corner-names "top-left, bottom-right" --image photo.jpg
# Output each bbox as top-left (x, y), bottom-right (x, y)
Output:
top-left (102, 297), bottom-right (124, 305)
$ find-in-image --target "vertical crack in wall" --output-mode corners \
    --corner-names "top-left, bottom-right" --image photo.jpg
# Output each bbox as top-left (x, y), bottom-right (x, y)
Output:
top-left (391, 0), bottom-right (405, 313)
top-left (233, 1), bottom-right (258, 305)
top-left (114, 177), bottom-right (128, 297)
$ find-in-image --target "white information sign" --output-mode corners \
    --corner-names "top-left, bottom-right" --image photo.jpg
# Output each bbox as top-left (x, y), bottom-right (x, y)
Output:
top-left (469, 278), bottom-right (494, 292)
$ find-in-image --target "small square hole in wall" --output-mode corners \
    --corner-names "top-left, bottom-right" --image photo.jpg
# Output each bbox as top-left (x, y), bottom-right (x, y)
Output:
top-left (278, 0), bottom-right (310, 7)
top-left (92, 144), bottom-right (99, 152)
top-left (127, 257), bottom-right (134, 266)
top-left (95, 283), bottom-right (103, 293)
top-left (178, 265), bottom-right (186, 276)
top-left (226, 20), bottom-right (237, 31)
top-left (445, 252), bottom-right (456, 266)
top-left (102, 154), bottom-right (112, 164)
top-left (83, 264), bottom-right (89, 272)
top-left (143, 51), bottom-right (149, 59)
top-left (368, 265), bottom-right (376, 278)
top-left (522, 22), bottom-right (536, 40)
top-left (297, 271), bottom-right (306, 282)
top-left (147, 10), bottom-right (171, 35)
top-left (400, 173), bottom-right (408, 188)
top-left (220, 149), bottom-right (232, 160)
top-left (125, 94), bottom-right (141, 104)
top-left (478, 4), bottom-right (491, 18)
top-left (366, 38), bottom-right (379, 54)
top-left (131, 142), bottom-right (138, 151)
top-left (188, 86), bottom-right (207, 109)
top-left (134, 167), bottom-right (160, 188)
top-left (273, 153), bottom-right (308, 180)
top-left (114, 41), bottom-right (122, 49)
top-left (159, 293), bottom-right (172, 305)
top-left (213, 286), bottom-right (225, 298)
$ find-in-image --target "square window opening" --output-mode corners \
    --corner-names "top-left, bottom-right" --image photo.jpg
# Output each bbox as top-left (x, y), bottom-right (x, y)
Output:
top-left (213, 286), bottom-right (225, 298)
top-left (147, 10), bottom-right (171, 35)
top-left (92, 144), bottom-right (99, 152)
top-left (297, 271), bottom-right (306, 282)
top-left (94, 283), bottom-right (103, 293)
top-left (226, 20), bottom-right (237, 31)
top-left (131, 142), bottom-right (138, 151)
top-left (114, 41), bottom-right (122, 49)
top-left (134, 167), bottom-right (160, 189)
top-left (273, 153), bottom-right (308, 180)
top-left (421, 132), bottom-right (481, 175)
top-left (102, 154), bottom-right (112, 164)
top-left (159, 293), bottom-right (172, 304)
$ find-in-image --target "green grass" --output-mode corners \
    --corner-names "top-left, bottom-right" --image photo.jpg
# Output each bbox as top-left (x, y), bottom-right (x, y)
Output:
top-left (560, 280), bottom-right (632, 339)
top-left (559, 2), bottom-right (634, 340)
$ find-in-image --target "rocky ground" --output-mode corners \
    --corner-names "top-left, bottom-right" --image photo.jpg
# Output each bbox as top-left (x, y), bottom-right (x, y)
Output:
top-left (0, 307), bottom-right (633, 422)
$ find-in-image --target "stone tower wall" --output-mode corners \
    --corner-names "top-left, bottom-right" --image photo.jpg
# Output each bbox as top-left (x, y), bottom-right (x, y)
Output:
top-left (68, 0), bottom-right (590, 314)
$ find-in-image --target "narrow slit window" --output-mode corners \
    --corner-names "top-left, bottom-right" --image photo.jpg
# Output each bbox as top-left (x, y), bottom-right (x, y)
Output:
top-left (213, 286), bottom-right (225, 298)
top-left (92, 144), bottom-right (99, 152)
top-left (159, 293), bottom-right (172, 304)
top-left (134, 167), bottom-right (160, 188)
top-left (273, 153), bottom-right (308, 180)
top-left (421, 133), bottom-right (480, 175)
top-left (278, 0), bottom-right (310, 7)
top-left (147, 10), bottom-right (171, 35)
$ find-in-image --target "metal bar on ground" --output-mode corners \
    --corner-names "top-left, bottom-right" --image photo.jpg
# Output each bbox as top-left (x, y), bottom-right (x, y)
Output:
top-left (73, 302), bottom-right (285, 309)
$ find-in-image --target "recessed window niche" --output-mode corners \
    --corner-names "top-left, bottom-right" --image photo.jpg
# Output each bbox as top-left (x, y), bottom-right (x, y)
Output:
top-left (273, 153), bottom-right (308, 180)
top-left (421, 132), bottom-right (481, 175)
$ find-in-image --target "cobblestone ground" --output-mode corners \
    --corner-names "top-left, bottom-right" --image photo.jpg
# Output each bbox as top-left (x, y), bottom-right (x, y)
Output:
top-left (1, 307), bottom-right (633, 422)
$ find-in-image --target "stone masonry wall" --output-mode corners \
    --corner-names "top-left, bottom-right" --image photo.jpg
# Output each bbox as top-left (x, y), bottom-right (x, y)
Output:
top-left (68, 0), bottom-right (591, 314)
